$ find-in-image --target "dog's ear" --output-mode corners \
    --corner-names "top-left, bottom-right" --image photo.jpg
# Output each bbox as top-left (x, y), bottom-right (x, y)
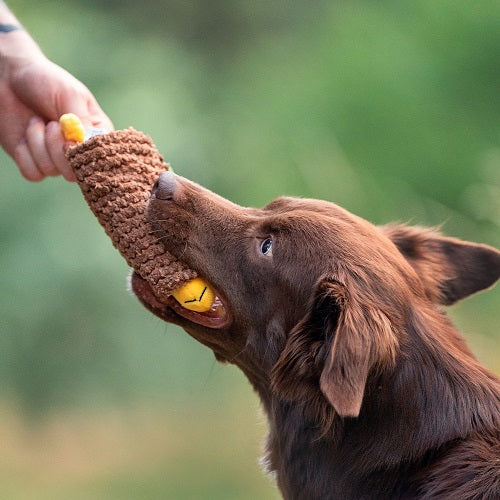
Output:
top-left (318, 279), bottom-right (397, 417)
top-left (383, 225), bottom-right (500, 305)
top-left (272, 277), bottom-right (397, 418)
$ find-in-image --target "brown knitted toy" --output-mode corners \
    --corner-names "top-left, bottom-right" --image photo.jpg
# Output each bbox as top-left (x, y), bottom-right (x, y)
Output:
top-left (61, 114), bottom-right (212, 308)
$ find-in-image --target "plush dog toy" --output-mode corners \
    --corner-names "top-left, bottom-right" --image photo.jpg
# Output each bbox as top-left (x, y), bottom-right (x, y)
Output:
top-left (60, 113), bottom-right (215, 313)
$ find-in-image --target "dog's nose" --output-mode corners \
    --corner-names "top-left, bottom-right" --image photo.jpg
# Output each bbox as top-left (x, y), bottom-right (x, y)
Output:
top-left (152, 171), bottom-right (177, 200)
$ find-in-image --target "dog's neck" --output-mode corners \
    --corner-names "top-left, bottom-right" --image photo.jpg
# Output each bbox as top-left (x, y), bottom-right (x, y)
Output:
top-left (238, 306), bottom-right (500, 499)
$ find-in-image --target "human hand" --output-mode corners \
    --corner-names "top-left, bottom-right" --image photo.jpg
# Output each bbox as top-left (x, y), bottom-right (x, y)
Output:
top-left (0, 53), bottom-right (113, 181)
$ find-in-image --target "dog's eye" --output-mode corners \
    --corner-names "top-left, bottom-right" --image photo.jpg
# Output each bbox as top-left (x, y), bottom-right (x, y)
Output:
top-left (260, 237), bottom-right (273, 256)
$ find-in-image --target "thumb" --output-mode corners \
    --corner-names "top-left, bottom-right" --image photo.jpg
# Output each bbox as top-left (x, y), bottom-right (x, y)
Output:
top-left (79, 96), bottom-right (114, 132)
top-left (12, 59), bottom-right (113, 131)
top-left (60, 94), bottom-right (114, 134)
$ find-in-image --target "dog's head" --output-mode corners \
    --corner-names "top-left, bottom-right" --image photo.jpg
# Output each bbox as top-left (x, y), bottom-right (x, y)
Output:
top-left (132, 171), bottom-right (500, 417)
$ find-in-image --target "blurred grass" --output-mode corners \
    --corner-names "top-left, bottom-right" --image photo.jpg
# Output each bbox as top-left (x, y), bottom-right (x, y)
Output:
top-left (0, 392), bottom-right (279, 500)
top-left (1, 0), bottom-right (499, 498)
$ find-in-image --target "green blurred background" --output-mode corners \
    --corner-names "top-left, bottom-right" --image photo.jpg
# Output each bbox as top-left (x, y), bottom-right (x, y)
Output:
top-left (1, 1), bottom-right (499, 498)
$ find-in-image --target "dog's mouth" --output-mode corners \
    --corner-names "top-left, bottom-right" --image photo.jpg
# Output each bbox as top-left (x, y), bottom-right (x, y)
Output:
top-left (130, 272), bottom-right (230, 329)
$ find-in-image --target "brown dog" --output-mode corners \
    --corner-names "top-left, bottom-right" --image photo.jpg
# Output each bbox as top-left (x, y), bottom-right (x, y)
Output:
top-left (132, 171), bottom-right (500, 500)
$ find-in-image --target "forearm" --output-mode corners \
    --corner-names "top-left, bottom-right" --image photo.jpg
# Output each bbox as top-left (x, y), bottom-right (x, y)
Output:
top-left (0, 0), bottom-right (20, 28)
top-left (0, 2), bottom-right (44, 74)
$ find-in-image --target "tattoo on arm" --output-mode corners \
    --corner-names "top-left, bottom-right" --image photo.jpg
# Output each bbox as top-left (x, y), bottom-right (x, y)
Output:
top-left (0, 24), bottom-right (20, 33)
top-left (0, 1), bottom-right (23, 33)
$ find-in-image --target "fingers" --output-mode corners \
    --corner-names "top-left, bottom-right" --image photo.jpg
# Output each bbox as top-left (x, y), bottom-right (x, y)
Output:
top-left (14, 116), bottom-right (76, 182)
top-left (25, 117), bottom-right (59, 177)
top-left (14, 139), bottom-right (45, 182)
top-left (45, 120), bottom-right (76, 181)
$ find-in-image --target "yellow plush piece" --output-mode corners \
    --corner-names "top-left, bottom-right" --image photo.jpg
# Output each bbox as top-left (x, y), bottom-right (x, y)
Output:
top-left (59, 113), bottom-right (86, 142)
top-left (172, 277), bottom-right (216, 312)
top-left (59, 113), bottom-right (216, 313)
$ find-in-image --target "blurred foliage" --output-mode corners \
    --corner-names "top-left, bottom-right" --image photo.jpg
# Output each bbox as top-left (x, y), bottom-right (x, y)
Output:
top-left (1, 0), bottom-right (499, 498)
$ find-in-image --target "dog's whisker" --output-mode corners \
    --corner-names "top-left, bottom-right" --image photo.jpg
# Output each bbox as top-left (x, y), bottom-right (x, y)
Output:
top-left (176, 241), bottom-right (189, 260)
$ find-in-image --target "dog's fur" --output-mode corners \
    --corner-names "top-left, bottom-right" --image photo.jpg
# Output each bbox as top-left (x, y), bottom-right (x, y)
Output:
top-left (132, 172), bottom-right (500, 499)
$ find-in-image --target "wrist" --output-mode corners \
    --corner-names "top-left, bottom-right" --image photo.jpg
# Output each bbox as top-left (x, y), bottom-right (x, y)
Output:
top-left (0, 2), bottom-right (44, 75)
top-left (0, 29), bottom-right (45, 76)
